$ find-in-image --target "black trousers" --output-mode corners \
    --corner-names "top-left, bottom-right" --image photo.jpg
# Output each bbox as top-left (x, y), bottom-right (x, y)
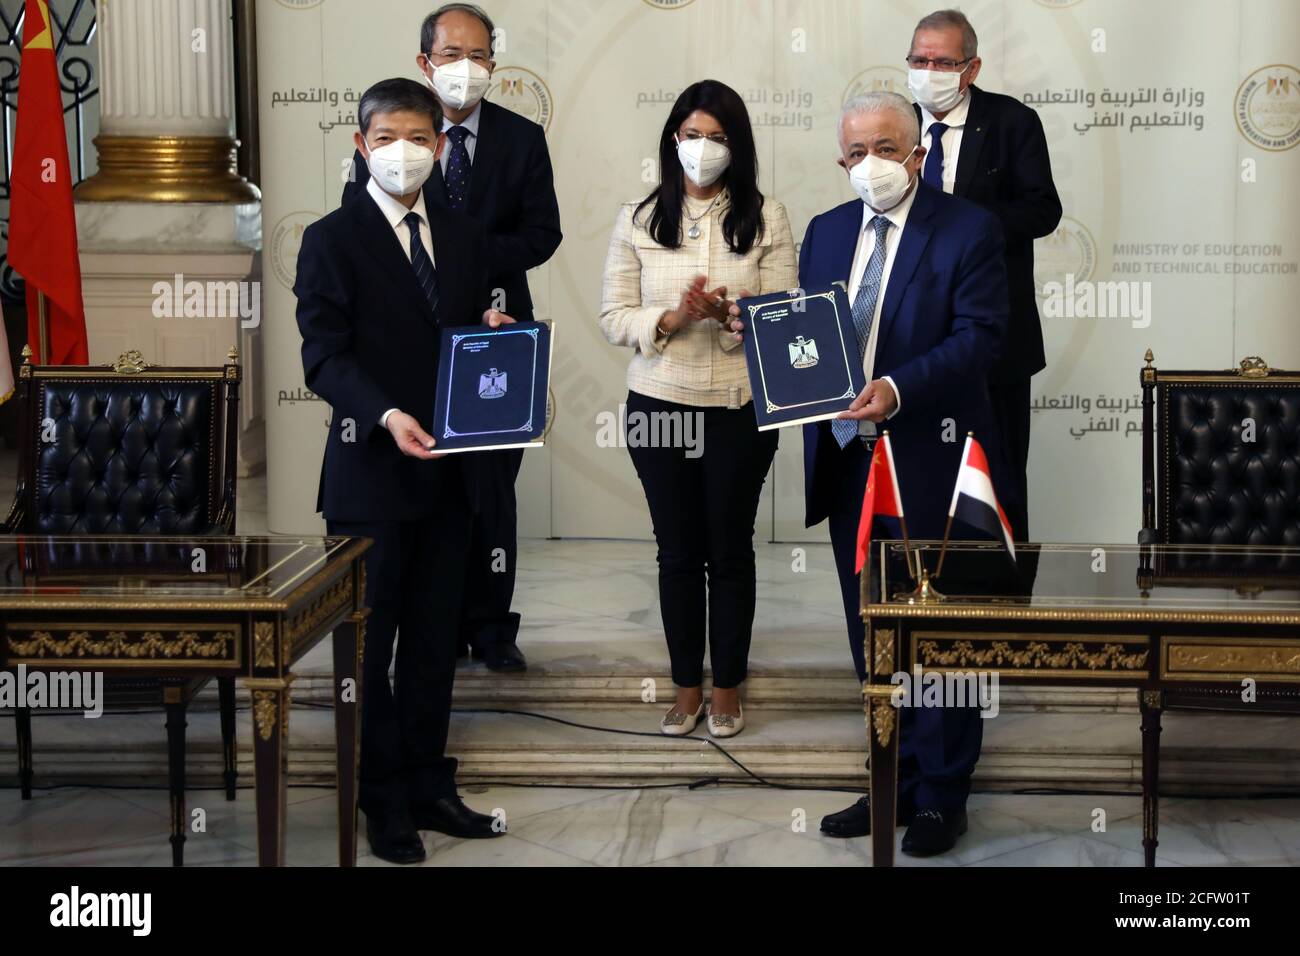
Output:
top-left (328, 478), bottom-right (472, 816)
top-left (625, 390), bottom-right (778, 689)
top-left (989, 378), bottom-right (1031, 541)
top-left (459, 448), bottom-right (525, 652)
top-left (824, 436), bottom-right (982, 812)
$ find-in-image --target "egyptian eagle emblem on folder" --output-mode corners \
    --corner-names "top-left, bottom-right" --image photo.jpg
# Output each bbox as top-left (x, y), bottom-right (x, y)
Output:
top-left (788, 335), bottom-right (819, 369)
top-left (478, 368), bottom-right (508, 399)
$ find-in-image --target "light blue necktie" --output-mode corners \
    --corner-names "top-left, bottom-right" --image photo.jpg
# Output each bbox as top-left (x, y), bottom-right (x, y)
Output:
top-left (832, 215), bottom-right (891, 449)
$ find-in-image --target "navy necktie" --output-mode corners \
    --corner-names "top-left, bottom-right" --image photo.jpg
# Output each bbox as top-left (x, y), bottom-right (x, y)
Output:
top-left (444, 125), bottom-right (472, 211)
top-left (922, 121), bottom-right (948, 190)
top-left (832, 215), bottom-right (892, 450)
top-left (403, 211), bottom-right (439, 317)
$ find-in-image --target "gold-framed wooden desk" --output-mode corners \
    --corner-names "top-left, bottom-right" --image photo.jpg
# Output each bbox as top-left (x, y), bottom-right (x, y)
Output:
top-left (0, 534), bottom-right (370, 867)
top-left (863, 540), bottom-right (1300, 867)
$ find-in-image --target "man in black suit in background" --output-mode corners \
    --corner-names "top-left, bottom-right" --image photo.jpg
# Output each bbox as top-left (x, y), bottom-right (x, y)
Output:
top-left (344, 3), bottom-right (562, 673)
top-left (906, 8), bottom-right (1062, 540)
top-left (297, 78), bottom-right (515, 864)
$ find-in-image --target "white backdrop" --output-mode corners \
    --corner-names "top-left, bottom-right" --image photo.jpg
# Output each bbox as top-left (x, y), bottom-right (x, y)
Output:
top-left (256, 0), bottom-right (1300, 543)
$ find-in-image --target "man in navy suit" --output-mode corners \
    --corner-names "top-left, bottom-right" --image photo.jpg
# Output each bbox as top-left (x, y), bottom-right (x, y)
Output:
top-left (343, 4), bottom-right (562, 673)
top-left (907, 9), bottom-right (1062, 541)
top-left (731, 91), bottom-right (1013, 856)
top-left (296, 78), bottom-right (516, 863)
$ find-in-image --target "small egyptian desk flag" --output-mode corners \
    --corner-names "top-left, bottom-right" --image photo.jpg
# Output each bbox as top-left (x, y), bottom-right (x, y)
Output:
top-left (947, 435), bottom-right (1016, 562)
top-left (854, 432), bottom-right (905, 573)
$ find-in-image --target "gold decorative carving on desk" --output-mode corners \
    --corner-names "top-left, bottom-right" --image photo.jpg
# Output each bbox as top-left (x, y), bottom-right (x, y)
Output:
top-left (872, 700), bottom-right (896, 747)
top-left (253, 621), bottom-right (276, 668)
top-left (917, 637), bottom-right (1148, 672)
top-left (6, 627), bottom-right (236, 661)
top-left (284, 576), bottom-right (354, 654)
top-left (253, 691), bottom-right (278, 742)
top-left (1165, 640), bottom-right (1300, 677)
top-left (873, 627), bottom-right (896, 677)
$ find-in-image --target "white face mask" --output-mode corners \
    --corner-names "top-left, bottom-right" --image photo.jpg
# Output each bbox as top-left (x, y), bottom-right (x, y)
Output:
top-left (848, 146), bottom-right (918, 212)
top-left (675, 136), bottom-right (731, 188)
top-left (907, 64), bottom-right (969, 114)
top-left (427, 57), bottom-right (491, 111)
top-left (365, 138), bottom-right (436, 196)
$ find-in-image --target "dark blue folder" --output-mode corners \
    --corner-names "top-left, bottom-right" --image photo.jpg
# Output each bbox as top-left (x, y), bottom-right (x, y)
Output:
top-left (432, 320), bottom-right (551, 453)
top-left (739, 286), bottom-right (865, 430)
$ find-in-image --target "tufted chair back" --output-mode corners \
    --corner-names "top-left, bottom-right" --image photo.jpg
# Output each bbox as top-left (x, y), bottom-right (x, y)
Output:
top-left (1, 348), bottom-right (240, 537)
top-left (1141, 352), bottom-right (1300, 549)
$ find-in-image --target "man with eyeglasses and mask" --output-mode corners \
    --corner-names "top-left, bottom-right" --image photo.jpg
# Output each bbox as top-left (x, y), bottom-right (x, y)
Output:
top-left (904, 8), bottom-right (1061, 546)
top-left (344, 3), bottom-right (562, 675)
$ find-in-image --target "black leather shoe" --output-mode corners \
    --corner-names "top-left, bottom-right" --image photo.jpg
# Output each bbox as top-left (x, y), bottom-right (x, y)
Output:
top-left (476, 643), bottom-right (527, 673)
top-left (413, 795), bottom-right (502, 839)
top-left (819, 796), bottom-right (915, 838)
top-left (901, 808), bottom-right (968, 857)
top-left (365, 812), bottom-right (426, 864)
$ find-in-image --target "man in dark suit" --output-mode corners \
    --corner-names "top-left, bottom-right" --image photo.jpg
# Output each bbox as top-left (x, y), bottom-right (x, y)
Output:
top-left (907, 8), bottom-right (1062, 541)
top-left (296, 78), bottom-right (515, 863)
top-left (730, 91), bottom-right (1013, 856)
top-left (343, 3), bottom-right (562, 673)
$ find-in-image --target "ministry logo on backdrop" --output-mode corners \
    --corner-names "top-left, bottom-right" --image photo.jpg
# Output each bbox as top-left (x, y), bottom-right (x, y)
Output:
top-left (270, 211), bottom-right (319, 289)
top-left (273, 0), bottom-right (323, 8)
top-left (491, 67), bottom-right (553, 132)
top-left (842, 66), bottom-right (909, 106)
top-left (1033, 0), bottom-right (1083, 8)
top-left (1235, 65), bottom-right (1300, 152)
top-left (1034, 216), bottom-right (1097, 296)
top-left (641, 0), bottom-right (697, 8)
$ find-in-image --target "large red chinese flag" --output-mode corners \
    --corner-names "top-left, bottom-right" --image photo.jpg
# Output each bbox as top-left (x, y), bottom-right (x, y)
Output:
top-left (9, 0), bottom-right (88, 366)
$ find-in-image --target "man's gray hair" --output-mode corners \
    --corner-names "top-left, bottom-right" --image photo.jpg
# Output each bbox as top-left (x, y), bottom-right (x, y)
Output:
top-left (840, 91), bottom-right (920, 149)
top-left (913, 8), bottom-right (978, 60)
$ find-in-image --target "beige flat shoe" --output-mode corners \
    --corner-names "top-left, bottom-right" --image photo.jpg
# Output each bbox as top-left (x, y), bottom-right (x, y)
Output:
top-left (660, 700), bottom-right (705, 736)
top-left (707, 701), bottom-right (745, 738)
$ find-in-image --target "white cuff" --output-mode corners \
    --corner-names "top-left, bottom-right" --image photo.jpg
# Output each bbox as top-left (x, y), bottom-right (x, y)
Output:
top-left (380, 408), bottom-right (399, 429)
top-left (882, 376), bottom-right (902, 417)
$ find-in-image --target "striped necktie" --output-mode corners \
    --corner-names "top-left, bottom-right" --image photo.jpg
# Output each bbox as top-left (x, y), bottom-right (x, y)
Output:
top-left (832, 214), bottom-right (891, 449)
top-left (402, 211), bottom-right (439, 317)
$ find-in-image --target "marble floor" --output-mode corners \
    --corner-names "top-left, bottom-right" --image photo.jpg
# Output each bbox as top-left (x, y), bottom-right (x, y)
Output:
top-left (2, 783), bottom-right (1299, 866)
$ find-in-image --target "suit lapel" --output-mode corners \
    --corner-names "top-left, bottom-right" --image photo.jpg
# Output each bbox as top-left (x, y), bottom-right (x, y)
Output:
top-left (464, 101), bottom-right (501, 214)
top-left (953, 85), bottom-right (989, 198)
top-left (826, 202), bottom-right (862, 287)
top-left (876, 184), bottom-right (936, 349)
top-left (427, 160), bottom-right (449, 206)
top-left (352, 192), bottom-right (438, 327)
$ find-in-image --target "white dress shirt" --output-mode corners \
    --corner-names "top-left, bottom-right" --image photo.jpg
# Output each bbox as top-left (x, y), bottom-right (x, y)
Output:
top-left (846, 180), bottom-right (918, 429)
top-left (919, 89), bottom-right (970, 195)
top-left (367, 177), bottom-right (436, 429)
top-left (439, 101), bottom-right (482, 174)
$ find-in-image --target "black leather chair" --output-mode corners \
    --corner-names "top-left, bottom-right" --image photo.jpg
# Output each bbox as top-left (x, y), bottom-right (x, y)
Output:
top-left (2, 346), bottom-right (242, 865)
top-left (1137, 350), bottom-right (1300, 787)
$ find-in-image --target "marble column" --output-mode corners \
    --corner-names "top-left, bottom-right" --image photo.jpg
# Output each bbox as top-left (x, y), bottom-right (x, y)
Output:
top-left (75, 0), bottom-right (257, 202)
top-left (71, 0), bottom-right (265, 477)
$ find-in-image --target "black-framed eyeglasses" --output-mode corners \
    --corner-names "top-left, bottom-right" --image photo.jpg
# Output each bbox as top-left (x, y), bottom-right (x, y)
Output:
top-left (905, 55), bottom-right (970, 72)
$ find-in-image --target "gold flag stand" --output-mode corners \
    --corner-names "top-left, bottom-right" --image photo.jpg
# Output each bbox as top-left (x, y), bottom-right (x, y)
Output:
top-left (37, 289), bottom-right (50, 364)
top-left (899, 431), bottom-right (975, 605)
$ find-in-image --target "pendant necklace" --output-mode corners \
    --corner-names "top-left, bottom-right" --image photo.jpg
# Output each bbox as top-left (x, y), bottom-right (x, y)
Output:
top-left (685, 192), bottom-right (722, 240)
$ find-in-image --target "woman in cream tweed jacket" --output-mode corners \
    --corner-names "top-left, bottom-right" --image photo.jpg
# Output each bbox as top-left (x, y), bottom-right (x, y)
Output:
top-left (599, 80), bottom-right (797, 739)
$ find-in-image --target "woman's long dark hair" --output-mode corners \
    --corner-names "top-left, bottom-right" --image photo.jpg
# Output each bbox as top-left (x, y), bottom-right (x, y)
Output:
top-left (635, 79), bottom-right (765, 255)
